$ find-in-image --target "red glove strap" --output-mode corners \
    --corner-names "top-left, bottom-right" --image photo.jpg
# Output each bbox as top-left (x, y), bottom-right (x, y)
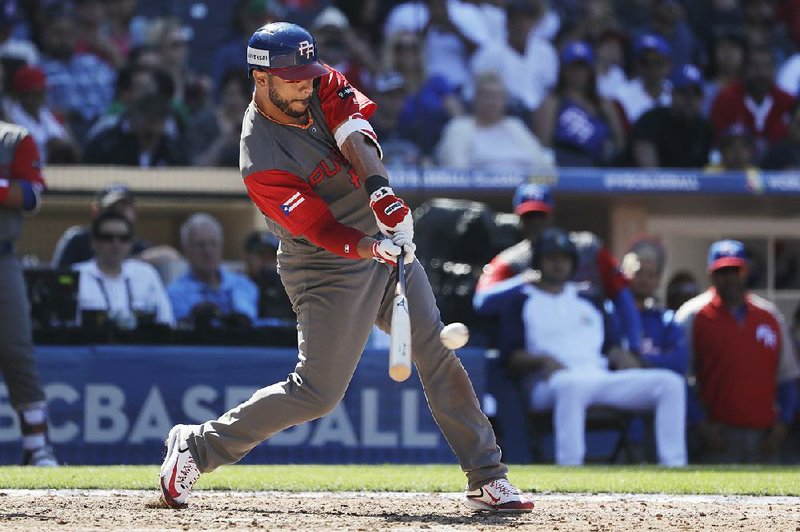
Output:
top-left (371, 194), bottom-right (409, 229)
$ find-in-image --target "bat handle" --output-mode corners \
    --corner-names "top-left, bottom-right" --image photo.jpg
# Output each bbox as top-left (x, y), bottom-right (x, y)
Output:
top-left (397, 248), bottom-right (406, 293)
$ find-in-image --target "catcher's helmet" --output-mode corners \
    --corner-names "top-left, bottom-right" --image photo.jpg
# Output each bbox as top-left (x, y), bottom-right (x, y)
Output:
top-left (533, 227), bottom-right (578, 271)
top-left (246, 22), bottom-right (328, 81)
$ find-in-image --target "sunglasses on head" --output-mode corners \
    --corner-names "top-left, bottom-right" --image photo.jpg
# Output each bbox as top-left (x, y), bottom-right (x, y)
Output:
top-left (95, 232), bottom-right (132, 243)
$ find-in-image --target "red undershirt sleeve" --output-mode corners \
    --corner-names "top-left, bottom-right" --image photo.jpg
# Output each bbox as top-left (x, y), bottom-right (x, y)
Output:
top-left (243, 169), bottom-right (366, 259)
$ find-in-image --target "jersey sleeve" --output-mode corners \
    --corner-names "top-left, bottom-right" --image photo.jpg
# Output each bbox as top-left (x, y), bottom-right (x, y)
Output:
top-left (596, 246), bottom-right (628, 298)
top-left (11, 135), bottom-right (45, 187)
top-left (243, 169), bottom-right (331, 236)
top-left (316, 67), bottom-right (382, 158)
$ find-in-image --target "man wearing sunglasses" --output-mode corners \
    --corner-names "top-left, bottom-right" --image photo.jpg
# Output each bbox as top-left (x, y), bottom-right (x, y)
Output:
top-left (74, 211), bottom-right (174, 329)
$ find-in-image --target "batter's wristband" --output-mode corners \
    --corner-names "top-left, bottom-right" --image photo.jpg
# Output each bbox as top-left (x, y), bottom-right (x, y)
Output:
top-left (365, 174), bottom-right (390, 195)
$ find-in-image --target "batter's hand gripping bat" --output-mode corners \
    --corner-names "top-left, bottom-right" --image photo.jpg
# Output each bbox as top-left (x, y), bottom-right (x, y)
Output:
top-left (389, 252), bottom-right (412, 382)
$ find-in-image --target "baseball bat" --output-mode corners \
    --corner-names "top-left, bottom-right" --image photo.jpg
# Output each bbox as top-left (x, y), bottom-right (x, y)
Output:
top-left (389, 252), bottom-right (412, 382)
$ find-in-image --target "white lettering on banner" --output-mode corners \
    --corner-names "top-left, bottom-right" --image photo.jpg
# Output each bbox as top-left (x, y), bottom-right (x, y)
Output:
top-left (309, 404), bottom-right (357, 447)
top-left (44, 383), bottom-right (79, 443)
top-left (85, 384), bottom-right (129, 443)
top-left (268, 424), bottom-right (311, 445)
top-left (361, 389), bottom-right (398, 447)
top-left (0, 385), bottom-right (19, 441)
top-left (183, 385), bottom-right (218, 423)
top-left (401, 390), bottom-right (438, 447)
top-left (0, 384), bottom-right (441, 449)
top-left (129, 386), bottom-right (172, 443)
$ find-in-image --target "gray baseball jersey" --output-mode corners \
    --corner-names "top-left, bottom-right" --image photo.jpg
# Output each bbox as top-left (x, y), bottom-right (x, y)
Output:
top-left (0, 121), bottom-right (46, 410)
top-left (184, 67), bottom-right (507, 489)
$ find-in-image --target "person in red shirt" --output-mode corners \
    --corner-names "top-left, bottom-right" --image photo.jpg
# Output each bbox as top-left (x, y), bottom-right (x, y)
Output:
top-left (710, 45), bottom-right (795, 156)
top-left (676, 240), bottom-right (800, 463)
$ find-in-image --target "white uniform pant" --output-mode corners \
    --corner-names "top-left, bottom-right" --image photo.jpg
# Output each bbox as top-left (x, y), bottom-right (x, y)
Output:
top-left (530, 368), bottom-right (687, 466)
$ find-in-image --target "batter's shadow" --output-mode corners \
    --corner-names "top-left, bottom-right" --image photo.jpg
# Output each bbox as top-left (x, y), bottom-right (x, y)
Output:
top-left (244, 507), bottom-right (531, 526)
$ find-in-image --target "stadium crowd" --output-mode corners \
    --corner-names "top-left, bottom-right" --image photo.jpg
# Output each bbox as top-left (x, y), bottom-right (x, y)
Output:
top-left (2, 0), bottom-right (799, 466)
top-left (1, 0), bottom-right (800, 169)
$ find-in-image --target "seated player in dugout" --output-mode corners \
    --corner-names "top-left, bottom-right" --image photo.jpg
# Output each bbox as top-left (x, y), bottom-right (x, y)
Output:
top-left (473, 183), bottom-right (643, 355)
top-left (158, 22), bottom-right (533, 513)
top-left (492, 227), bottom-right (687, 467)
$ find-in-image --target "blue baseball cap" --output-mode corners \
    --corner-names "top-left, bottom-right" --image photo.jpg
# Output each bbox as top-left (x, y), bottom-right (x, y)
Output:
top-left (513, 184), bottom-right (554, 215)
top-left (635, 33), bottom-right (671, 58)
top-left (672, 64), bottom-right (703, 90)
top-left (707, 239), bottom-right (747, 272)
top-left (561, 41), bottom-right (594, 66)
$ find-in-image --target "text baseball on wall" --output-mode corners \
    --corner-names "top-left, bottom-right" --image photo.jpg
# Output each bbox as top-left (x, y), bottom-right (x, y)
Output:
top-left (0, 346), bottom-right (486, 465)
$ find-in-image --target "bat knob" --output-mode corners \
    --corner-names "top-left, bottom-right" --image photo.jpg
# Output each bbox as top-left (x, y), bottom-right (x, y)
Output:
top-left (389, 365), bottom-right (411, 382)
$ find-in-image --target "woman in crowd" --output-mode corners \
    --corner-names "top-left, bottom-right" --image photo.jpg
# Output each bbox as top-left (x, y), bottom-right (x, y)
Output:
top-left (534, 41), bottom-right (624, 167)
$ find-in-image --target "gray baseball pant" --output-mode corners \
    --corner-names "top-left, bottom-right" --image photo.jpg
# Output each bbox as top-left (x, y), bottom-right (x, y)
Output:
top-left (186, 257), bottom-right (507, 490)
top-left (0, 255), bottom-right (46, 410)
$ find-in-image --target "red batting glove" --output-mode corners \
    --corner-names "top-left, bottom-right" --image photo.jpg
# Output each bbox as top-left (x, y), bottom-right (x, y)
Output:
top-left (369, 186), bottom-right (413, 237)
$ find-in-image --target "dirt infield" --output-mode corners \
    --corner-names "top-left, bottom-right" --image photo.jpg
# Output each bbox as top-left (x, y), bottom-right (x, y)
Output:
top-left (0, 490), bottom-right (798, 531)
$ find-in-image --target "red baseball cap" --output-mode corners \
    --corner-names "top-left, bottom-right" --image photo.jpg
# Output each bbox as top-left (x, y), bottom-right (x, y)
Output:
top-left (12, 65), bottom-right (46, 94)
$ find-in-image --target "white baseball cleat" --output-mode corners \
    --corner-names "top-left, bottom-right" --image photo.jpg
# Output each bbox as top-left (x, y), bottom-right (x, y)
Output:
top-left (159, 424), bottom-right (201, 509)
top-left (464, 478), bottom-right (534, 512)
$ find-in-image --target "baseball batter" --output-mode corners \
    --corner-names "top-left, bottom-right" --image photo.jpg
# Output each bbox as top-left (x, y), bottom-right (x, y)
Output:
top-left (159, 22), bottom-right (532, 513)
top-left (0, 120), bottom-right (57, 466)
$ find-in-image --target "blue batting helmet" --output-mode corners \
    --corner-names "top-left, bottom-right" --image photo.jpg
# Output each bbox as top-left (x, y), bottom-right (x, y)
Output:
top-left (246, 22), bottom-right (328, 81)
top-left (533, 227), bottom-right (578, 271)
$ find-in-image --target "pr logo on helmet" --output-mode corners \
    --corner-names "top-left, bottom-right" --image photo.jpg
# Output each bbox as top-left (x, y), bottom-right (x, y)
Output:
top-left (298, 41), bottom-right (314, 59)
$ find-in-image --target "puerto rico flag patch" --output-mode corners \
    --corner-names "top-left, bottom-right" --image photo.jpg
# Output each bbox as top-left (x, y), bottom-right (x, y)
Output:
top-left (281, 192), bottom-right (305, 216)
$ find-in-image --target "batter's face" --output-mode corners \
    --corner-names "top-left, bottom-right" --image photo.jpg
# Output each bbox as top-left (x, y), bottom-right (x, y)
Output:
top-left (267, 74), bottom-right (314, 118)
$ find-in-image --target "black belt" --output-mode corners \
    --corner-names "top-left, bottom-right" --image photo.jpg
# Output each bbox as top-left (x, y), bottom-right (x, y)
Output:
top-left (0, 241), bottom-right (14, 255)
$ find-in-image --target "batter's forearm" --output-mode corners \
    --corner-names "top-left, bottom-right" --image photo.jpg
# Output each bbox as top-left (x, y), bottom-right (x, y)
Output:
top-left (340, 133), bottom-right (386, 182)
top-left (0, 180), bottom-right (41, 213)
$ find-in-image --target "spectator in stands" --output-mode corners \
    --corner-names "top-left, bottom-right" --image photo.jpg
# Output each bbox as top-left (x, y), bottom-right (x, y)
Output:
top-left (594, 29), bottom-right (629, 100)
top-left (74, 210), bottom-right (174, 328)
top-left (665, 270), bottom-right (700, 312)
top-left (243, 230), bottom-right (294, 324)
top-left (187, 70), bottom-right (249, 167)
top-left (639, 0), bottom-right (701, 73)
top-left (4, 65), bottom-right (79, 163)
top-left (0, 0), bottom-right (39, 65)
top-left (73, 0), bottom-right (124, 68)
top-left (614, 33), bottom-right (673, 126)
top-left (621, 238), bottom-right (689, 375)
top-left (105, 0), bottom-right (142, 62)
top-left (494, 227), bottom-right (687, 466)
top-left (144, 18), bottom-right (193, 106)
top-left (84, 93), bottom-right (188, 167)
top-left (677, 239), bottom-right (800, 463)
top-left (707, 123), bottom-right (759, 171)
top-left (211, 0), bottom-right (284, 91)
top-left (369, 71), bottom-right (420, 167)
top-left (533, 41), bottom-right (624, 167)
top-left (631, 64), bottom-right (713, 168)
top-left (473, 183), bottom-right (643, 356)
top-left (761, 101), bottom-right (800, 169)
top-left (469, 0), bottom-right (558, 116)
top-left (384, 0), bottom-right (491, 91)
top-left (704, 29), bottom-right (747, 116)
top-left (52, 183), bottom-right (150, 268)
top-left (436, 72), bottom-right (552, 172)
top-left (311, 6), bottom-right (377, 93)
top-left (86, 63), bottom-right (157, 141)
top-left (168, 213), bottom-right (258, 328)
top-left (710, 45), bottom-right (795, 157)
top-left (742, 0), bottom-right (793, 63)
top-left (386, 30), bottom-right (464, 161)
top-left (38, 6), bottom-right (115, 144)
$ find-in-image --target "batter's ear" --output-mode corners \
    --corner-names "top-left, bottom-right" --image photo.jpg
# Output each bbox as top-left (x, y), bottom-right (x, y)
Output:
top-left (252, 70), bottom-right (269, 86)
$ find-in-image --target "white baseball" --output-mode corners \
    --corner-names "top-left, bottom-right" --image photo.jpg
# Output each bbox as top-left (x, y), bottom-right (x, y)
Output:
top-left (440, 322), bottom-right (469, 350)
